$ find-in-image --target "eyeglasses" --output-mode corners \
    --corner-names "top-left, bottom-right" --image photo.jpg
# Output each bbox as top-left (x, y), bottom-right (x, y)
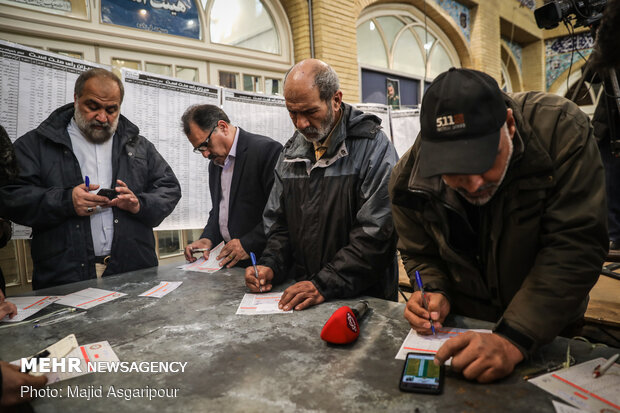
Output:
top-left (193, 123), bottom-right (218, 154)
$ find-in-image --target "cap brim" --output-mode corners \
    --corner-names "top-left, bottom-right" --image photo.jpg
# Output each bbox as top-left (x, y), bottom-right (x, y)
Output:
top-left (418, 130), bottom-right (501, 178)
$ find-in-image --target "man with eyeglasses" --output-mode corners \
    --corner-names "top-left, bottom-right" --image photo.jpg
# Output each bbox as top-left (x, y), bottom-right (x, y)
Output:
top-left (0, 68), bottom-right (181, 289)
top-left (182, 104), bottom-right (282, 268)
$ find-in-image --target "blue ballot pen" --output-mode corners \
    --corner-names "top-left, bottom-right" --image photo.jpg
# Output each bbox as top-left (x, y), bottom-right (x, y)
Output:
top-left (85, 175), bottom-right (90, 190)
top-left (415, 270), bottom-right (436, 335)
top-left (250, 252), bottom-right (262, 293)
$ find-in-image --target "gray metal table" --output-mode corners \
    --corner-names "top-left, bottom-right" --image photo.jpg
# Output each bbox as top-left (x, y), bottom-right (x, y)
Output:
top-left (1, 264), bottom-right (617, 412)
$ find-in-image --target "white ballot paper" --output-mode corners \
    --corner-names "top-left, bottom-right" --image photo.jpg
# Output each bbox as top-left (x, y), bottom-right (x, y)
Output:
top-left (139, 281), bottom-right (183, 298)
top-left (47, 341), bottom-right (120, 384)
top-left (551, 400), bottom-right (587, 413)
top-left (236, 293), bottom-right (293, 315)
top-left (530, 357), bottom-right (620, 413)
top-left (178, 241), bottom-right (225, 273)
top-left (56, 288), bottom-right (126, 309)
top-left (1, 296), bottom-right (60, 322)
top-left (395, 327), bottom-right (492, 363)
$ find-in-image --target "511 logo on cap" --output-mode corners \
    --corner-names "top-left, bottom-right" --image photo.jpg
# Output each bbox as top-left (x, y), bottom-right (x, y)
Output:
top-left (436, 113), bottom-right (466, 132)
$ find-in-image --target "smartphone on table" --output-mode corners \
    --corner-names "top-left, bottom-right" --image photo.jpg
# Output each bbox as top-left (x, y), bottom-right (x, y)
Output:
top-left (399, 352), bottom-right (444, 394)
top-left (97, 188), bottom-right (118, 200)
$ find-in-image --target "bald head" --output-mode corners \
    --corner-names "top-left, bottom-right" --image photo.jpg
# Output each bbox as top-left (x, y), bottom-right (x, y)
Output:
top-left (283, 59), bottom-right (343, 143)
top-left (284, 59), bottom-right (340, 102)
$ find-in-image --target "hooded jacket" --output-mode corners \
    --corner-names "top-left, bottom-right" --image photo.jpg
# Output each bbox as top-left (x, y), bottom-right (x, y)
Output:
top-left (260, 102), bottom-right (399, 300)
top-left (389, 92), bottom-right (607, 355)
top-left (0, 103), bottom-right (181, 289)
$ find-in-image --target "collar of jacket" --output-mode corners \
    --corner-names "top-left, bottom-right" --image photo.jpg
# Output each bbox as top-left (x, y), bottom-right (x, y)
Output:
top-left (282, 102), bottom-right (383, 162)
top-left (34, 102), bottom-right (140, 149)
top-left (405, 93), bottom-right (555, 213)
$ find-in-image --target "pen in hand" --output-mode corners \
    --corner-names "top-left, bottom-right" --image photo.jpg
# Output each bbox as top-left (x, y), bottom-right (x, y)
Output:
top-left (85, 176), bottom-right (90, 191)
top-left (250, 252), bottom-right (262, 293)
top-left (415, 270), bottom-right (436, 335)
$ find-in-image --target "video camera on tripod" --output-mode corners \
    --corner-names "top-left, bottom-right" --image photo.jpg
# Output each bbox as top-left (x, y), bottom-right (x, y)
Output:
top-left (534, 0), bottom-right (607, 29)
top-left (535, 0), bottom-right (620, 156)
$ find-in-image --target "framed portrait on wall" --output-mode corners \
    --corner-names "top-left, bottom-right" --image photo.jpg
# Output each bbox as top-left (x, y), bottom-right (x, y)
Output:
top-left (387, 78), bottom-right (401, 109)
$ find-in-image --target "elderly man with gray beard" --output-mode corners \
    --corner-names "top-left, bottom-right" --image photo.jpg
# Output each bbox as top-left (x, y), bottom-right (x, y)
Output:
top-left (0, 68), bottom-right (181, 289)
top-left (245, 59), bottom-right (399, 311)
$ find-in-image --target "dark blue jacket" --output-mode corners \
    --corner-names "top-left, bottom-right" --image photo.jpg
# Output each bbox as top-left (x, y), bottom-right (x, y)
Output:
top-left (0, 103), bottom-right (181, 289)
top-left (202, 128), bottom-right (282, 266)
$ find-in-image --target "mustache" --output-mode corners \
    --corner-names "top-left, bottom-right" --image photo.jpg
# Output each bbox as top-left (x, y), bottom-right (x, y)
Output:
top-left (90, 120), bottom-right (111, 129)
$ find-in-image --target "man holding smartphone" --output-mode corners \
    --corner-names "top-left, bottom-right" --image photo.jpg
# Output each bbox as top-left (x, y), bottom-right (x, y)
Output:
top-left (0, 68), bottom-right (181, 289)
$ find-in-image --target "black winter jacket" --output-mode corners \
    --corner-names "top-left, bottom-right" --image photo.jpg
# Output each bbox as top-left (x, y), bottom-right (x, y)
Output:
top-left (0, 103), bottom-right (181, 289)
top-left (260, 103), bottom-right (399, 301)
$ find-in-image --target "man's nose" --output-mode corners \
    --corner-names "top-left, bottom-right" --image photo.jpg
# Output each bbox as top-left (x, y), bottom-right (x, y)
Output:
top-left (201, 149), bottom-right (210, 159)
top-left (95, 110), bottom-right (107, 123)
top-left (459, 175), bottom-right (484, 194)
top-left (294, 115), bottom-right (310, 131)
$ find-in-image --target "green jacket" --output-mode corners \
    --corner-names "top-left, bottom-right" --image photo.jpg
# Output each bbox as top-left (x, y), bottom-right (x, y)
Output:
top-left (389, 91), bottom-right (608, 356)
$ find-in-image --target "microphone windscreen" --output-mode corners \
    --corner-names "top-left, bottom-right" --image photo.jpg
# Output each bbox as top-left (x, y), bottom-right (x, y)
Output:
top-left (320, 306), bottom-right (360, 344)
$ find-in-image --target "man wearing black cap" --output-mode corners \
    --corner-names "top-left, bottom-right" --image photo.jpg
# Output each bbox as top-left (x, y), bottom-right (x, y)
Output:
top-left (389, 68), bottom-right (608, 382)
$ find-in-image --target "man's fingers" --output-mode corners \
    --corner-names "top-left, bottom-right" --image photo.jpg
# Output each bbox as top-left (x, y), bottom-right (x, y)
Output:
top-left (293, 297), bottom-right (315, 311)
top-left (244, 267), bottom-right (260, 291)
top-left (460, 358), bottom-right (491, 382)
top-left (25, 373), bottom-right (48, 388)
top-left (184, 246), bottom-right (193, 261)
top-left (281, 291), bottom-right (305, 311)
top-left (435, 333), bottom-right (471, 365)
top-left (227, 255), bottom-right (240, 268)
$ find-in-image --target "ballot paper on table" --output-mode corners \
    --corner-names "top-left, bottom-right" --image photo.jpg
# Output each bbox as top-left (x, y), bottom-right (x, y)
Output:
top-left (1, 296), bottom-right (60, 322)
top-left (529, 357), bottom-right (620, 413)
top-left (12, 334), bottom-right (79, 377)
top-left (46, 341), bottom-right (120, 384)
top-left (12, 337), bottom-right (120, 383)
top-left (178, 241), bottom-right (225, 273)
top-left (551, 400), bottom-right (587, 413)
top-left (139, 281), bottom-right (182, 298)
top-left (55, 288), bottom-right (126, 309)
top-left (395, 327), bottom-right (492, 363)
top-left (236, 293), bottom-right (293, 315)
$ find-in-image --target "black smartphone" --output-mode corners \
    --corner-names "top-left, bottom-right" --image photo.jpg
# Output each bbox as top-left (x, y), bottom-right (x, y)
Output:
top-left (97, 188), bottom-right (118, 200)
top-left (399, 352), bottom-right (444, 394)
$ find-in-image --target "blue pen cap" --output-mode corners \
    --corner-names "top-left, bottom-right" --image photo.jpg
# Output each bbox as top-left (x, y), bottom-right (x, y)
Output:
top-left (250, 252), bottom-right (257, 265)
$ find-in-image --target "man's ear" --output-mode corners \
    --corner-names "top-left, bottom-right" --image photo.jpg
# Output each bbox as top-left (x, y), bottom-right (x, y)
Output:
top-left (506, 108), bottom-right (516, 140)
top-left (332, 90), bottom-right (343, 112)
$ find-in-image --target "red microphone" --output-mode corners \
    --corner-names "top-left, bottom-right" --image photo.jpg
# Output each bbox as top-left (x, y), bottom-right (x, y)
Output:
top-left (320, 301), bottom-right (370, 344)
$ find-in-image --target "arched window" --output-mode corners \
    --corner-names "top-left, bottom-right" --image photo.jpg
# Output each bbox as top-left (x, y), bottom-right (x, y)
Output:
top-left (557, 72), bottom-right (603, 117)
top-left (208, 0), bottom-right (280, 54)
top-left (357, 5), bottom-right (460, 107)
top-left (501, 62), bottom-right (513, 92)
top-left (500, 42), bottom-right (523, 93)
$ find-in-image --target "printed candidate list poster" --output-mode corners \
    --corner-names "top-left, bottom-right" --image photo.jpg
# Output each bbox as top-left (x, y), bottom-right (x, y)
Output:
top-left (391, 108), bottom-right (421, 158)
top-left (222, 89), bottom-right (295, 146)
top-left (122, 69), bottom-right (221, 231)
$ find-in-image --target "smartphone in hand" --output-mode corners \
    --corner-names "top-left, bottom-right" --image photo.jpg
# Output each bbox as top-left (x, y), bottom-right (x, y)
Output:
top-left (97, 188), bottom-right (118, 200)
